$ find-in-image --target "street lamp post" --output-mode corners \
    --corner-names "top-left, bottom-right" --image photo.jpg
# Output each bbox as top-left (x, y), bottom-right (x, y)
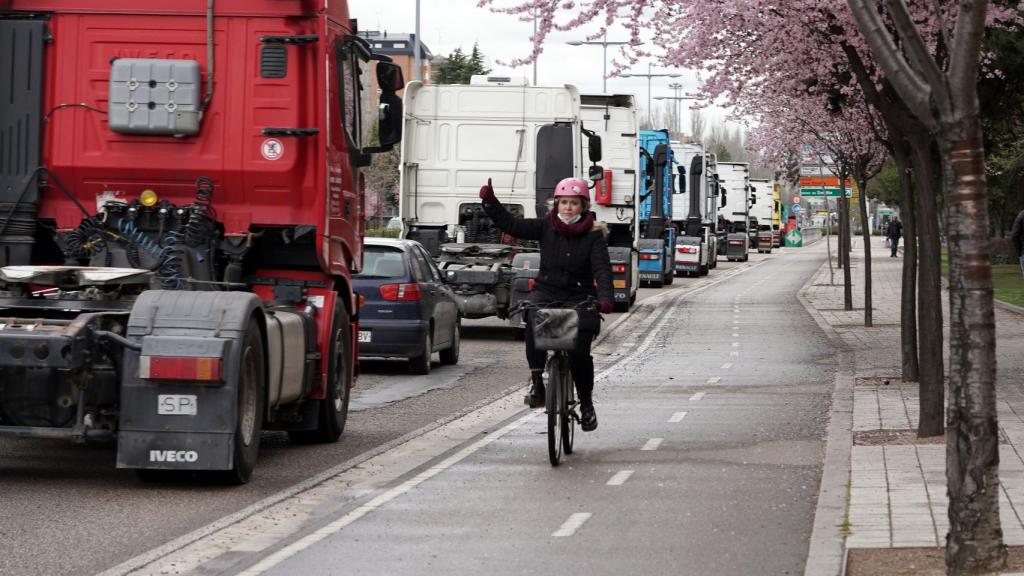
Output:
top-left (654, 90), bottom-right (700, 141)
top-left (413, 0), bottom-right (421, 82)
top-left (620, 63), bottom-right (681, 127)
top-left (566, 34), bottom-right (641, 93)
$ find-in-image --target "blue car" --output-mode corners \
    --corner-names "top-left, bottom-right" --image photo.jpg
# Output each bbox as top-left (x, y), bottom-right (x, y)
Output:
top-left (354, 239), bottom-right (461, 374)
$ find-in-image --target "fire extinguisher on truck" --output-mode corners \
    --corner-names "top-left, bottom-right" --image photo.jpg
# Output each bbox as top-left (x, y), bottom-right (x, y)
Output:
top-left (0, 1), bottom-right (402, 483)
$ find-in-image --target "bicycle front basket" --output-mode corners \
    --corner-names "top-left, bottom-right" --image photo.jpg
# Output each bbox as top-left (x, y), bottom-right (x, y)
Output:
top-left (532, 308), bottom-right (579, 351)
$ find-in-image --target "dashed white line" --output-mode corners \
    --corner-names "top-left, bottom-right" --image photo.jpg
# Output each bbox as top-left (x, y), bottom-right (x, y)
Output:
top-left (641, 438), bottom-right (664, 451)
top-left (721, 363), bottom-right (733, 369)
top-left (730, 351), bottom-right (740, 357)
top-left (668, 411), bottom-right (688, 423)
top-left (607, 470), bottom-right (635, 486)
top-left (689, 391), bottom-right (707, 401)
top-left (706, 377), bottom-right (720, 384)
top-left (553, 513), bottom-right (593, 537)
top-left (732, 332), bottom-right (740, 337)
top-left (236, 411), bottom-right (537, 575)
top-left (732, 342), bottom-right (740, 347)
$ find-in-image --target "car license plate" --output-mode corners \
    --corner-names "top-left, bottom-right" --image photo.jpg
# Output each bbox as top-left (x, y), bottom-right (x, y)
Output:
top-left (358, 330), bottom-right (372, 343)
top-left (158, 394), bottom-right (197, 416)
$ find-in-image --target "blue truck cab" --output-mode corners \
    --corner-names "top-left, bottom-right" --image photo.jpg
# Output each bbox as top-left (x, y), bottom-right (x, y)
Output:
top-left (638, 130), bottom-right (675, 288)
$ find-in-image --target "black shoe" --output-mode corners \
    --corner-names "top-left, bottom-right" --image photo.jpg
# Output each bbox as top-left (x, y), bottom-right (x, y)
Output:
top-left (525, 374), bottom-right (545, 409)
top-left (581, 404), bottom-right (598, 431)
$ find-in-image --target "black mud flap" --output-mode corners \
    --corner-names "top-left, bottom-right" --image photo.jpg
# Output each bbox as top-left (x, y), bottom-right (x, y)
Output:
top-left (116, 291), bottom-right (263, 471)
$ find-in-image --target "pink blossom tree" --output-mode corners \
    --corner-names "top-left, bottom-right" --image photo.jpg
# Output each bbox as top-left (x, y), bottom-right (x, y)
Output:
top-left (481, 0), bottom-right (1019, 570)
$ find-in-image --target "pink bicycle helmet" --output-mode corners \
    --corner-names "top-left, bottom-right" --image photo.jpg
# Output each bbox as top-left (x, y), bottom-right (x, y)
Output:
top-left (553, 177), bottom-right (590, 202)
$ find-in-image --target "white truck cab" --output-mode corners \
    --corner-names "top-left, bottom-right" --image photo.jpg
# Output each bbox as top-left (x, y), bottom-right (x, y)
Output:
top-left (717, 162), bottom-right (751, 262)
top-left (398, 77), bottom-right (602, 323)
top-left (581, 94), bottom-right (640, 310)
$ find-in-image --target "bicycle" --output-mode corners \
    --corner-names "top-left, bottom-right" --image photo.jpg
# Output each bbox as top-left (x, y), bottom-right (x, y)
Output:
top-left (515, 298), bottom-right (597, 466)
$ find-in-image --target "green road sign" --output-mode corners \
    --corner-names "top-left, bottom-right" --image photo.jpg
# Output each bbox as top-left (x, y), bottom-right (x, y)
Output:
top-left (799, 187), bottom-right (853, 198)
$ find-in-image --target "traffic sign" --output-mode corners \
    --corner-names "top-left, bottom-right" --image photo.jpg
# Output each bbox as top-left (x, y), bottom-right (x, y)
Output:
top-left (800, 187), bottom-right (852, 198)
top-left (791, 204), bottom-right (802, 213)
top-left (793, 196), bottom-right (801, 204)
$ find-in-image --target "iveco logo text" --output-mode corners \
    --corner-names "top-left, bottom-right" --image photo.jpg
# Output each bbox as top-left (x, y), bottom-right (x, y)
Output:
top-left (149, 450), bottom-right (199, 463)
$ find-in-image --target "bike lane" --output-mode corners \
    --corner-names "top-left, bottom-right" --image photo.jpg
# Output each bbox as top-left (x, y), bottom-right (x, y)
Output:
top-left (233, 247), bottom-right (836, 576)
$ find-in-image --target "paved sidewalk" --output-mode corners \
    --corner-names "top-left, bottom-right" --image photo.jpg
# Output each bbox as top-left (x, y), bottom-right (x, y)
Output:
top-left (800, 236), bottom-right (1024, 572)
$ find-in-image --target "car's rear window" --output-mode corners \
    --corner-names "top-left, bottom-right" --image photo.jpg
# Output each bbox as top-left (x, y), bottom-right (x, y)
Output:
top-left (357, 247), bottom-right (407, 278)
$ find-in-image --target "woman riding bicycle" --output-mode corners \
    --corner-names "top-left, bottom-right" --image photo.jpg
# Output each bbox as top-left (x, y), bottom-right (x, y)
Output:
top-left (479, 177), bottom-right (614, 431)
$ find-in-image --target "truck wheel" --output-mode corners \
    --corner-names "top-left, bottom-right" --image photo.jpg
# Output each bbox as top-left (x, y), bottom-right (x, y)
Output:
top-left (439, 321), bottom-right (460, 365)
top-left (289, 303), bottom-right (351, 444)
top-left (664, 271), bottom-right (674, 286)
top-left (225, 320), bottom-right (266, 484)
top-left (613, 301), bottom-right (628, 313)
top-left (409, 332), bottom-right (432, 375)
top-left (700, 264), bottom-right (709, 276)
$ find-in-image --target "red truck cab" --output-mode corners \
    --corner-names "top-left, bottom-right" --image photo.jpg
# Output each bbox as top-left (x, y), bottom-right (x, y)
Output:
top-left (0, 1), bottom-right (403, 482)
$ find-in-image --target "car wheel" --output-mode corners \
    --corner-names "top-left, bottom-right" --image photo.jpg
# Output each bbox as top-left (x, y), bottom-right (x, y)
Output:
top-left (409, 332), bottom-right (432, 375)
top-left (439, 321), bottom-right (460, 365)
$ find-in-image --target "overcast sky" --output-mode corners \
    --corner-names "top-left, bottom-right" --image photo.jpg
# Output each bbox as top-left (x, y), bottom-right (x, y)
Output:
top-left (350, 0), bottom-right (736, 134)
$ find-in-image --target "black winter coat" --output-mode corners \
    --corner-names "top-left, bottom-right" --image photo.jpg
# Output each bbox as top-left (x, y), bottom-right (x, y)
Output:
top-left (483, 201), bottom-right (614, 305)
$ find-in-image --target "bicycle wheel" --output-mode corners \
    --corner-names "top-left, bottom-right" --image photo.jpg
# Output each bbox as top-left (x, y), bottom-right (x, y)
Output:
top-left (546, 356), bottom-right (562, 466)
top-left (562, 358), bottom-right (575, 455)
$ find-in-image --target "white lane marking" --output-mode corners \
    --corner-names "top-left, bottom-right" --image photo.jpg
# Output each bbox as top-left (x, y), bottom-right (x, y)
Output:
top-left (721, 363), bottom-right (733, 369)
top-left (706, 377), bottom-right (720, 384)
top-left (553, 513), bottom-right (593, 537)
top-left (730, 351), bottom-right (740, 357)
top-left (237, 411), bottom-right (537, 575)
top-left (732, 342), bottom-right (740, 347)
top-left (689, 391), bottom-right (706, 401)
top-left (668, 411), bottom-right (688, 423)
top-left (641, 438), bottom-right (664, 451)
top-left (732, 332), bottom-right (740, 337)
top-left (607, 470), bottom-right (635, 486)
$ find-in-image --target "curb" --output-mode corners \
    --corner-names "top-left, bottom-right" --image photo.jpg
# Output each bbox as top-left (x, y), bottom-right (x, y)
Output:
top-left (995, 298), bottom-right (1024, 316)
top-left (799, 252), bottom-right (856, 576)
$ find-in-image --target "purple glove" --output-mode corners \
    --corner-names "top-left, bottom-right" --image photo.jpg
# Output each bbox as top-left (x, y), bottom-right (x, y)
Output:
top-left (598, 299), bottom-right (614, 315)
top-left (479, 178), bottom-right (497, 204)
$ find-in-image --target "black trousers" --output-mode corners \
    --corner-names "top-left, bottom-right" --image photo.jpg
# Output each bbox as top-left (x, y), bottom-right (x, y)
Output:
top-left (524, 309), bottom-right (596, 406)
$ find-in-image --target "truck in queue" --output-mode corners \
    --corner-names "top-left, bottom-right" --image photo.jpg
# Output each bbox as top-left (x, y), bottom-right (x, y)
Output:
top-left (748, 178), bottom-right (774, 253)
top-left (397, 77), bottom-right (603, 329)
top-left (581, 94), bottom-right (639, 311)
top-left (772, 181), bottom-right (784, 248)
top-left (0, 1), bottom-right (403, 482)
top-left (670, 142), bottom-right (719, 276)
top-left (637, 129), bottom-right (675, 287)
top-left (717, 162), bottom-right (752, 262)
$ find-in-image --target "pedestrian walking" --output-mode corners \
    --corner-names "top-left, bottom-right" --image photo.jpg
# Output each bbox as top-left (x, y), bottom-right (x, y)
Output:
top-left (1012, 208), bottom-right (1024, 277)
top-left (887, 216), bottom-right (903, 257)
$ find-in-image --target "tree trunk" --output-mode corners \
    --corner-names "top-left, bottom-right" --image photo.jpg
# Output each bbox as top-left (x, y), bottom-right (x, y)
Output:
top-left (839, 178), bottom-right (854, 310)
top-left (891, 138), bottom-right (921, 382)
top-left (908, 134), bottom-right (945, 438)
top-left (857, 176), bottom-right (873, 326)
top-left (944, 113), bottom-right (1005, 573)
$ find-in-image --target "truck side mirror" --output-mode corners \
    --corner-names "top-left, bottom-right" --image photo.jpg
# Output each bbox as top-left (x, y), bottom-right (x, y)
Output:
top-left (377, 61), bottom-right (406, 92)
top-left (721, 192), bottom-right (727, 208)
top-left (677, 166), bottom-right (686, 194)
top-left (589, 165), bottom-right (605, 182)
top-left (750, 194), bottom-right (757, 205)
top-left (584, 130), bottom-right (602, 163)
top-left (377, 93), bottom-right (402, 149)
